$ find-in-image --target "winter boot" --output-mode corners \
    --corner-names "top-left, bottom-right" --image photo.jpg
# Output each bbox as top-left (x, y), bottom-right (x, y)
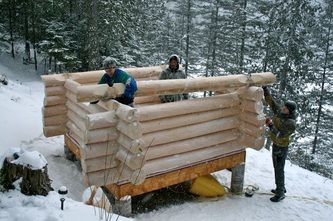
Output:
top-left (270, 194), bottom-right (285, 202)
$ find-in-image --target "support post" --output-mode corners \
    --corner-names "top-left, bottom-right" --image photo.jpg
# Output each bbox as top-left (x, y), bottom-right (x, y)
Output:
top-left (101, 186), bottom-right (132, 217)
top-left (231, 163), bottom-right (245, 194)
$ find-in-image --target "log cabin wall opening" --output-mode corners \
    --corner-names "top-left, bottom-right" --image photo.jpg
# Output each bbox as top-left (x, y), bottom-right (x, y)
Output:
top-left (41, 67), bottom-right (276, 200)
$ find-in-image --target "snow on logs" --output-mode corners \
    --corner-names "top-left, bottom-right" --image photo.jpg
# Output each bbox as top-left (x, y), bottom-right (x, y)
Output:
top-left (41, 69), bottom-right (276, 187)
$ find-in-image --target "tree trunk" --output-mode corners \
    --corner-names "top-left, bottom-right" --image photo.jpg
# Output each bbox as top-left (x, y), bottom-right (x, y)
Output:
top-left (0, 157), bottom-right (53, 196)
top-left (239, 0), bottom-right (247, 73)
top-left (9, 0), bottom-right (15, 58)
top-left (313, 14), bottom-right (332, 154)
top-left (184, 0), bottom-right (191, 78)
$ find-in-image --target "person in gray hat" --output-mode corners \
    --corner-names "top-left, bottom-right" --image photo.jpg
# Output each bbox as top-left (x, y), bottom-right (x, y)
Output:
top-left (91, 57), bottom-right (137, 106)
top-left (159, 54), bottom-right (188, 103)
top-left (263, 86), bottom-right (297, 202)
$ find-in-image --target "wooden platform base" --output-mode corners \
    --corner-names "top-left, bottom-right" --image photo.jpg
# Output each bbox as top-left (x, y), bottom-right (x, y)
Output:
top-left (64, 133), bottom-right (246, 199)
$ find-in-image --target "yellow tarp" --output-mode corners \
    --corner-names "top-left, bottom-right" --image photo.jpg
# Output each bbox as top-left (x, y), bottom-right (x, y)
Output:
top-left (189, 174), bottom-right (226, 197)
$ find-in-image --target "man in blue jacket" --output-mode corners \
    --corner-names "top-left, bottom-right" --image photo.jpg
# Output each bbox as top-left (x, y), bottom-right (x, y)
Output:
top-left (91, 57), bottom-right (137, 106)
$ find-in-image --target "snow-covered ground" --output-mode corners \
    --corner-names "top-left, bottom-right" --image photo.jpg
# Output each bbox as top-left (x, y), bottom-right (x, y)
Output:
top-left (0, 51), bottom-right (332, 221)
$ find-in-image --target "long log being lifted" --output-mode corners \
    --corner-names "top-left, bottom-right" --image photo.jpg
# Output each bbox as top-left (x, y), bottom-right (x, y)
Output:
top-left (41, 65), bottom-right (166, 87)
top-left (136, 72), bottom-right (275, 96)
top-left (74, 72), bottom-right (275, 103)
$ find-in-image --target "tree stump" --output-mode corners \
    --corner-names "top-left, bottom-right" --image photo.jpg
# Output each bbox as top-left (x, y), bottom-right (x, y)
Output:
top-left (0, 154), bottom-right (53, 196)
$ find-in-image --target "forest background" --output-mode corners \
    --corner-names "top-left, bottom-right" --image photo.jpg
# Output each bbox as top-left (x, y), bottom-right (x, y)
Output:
top-left (0, 0), bottom-right (332, 179)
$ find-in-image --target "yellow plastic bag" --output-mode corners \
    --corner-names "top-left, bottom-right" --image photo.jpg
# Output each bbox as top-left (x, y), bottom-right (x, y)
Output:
top-left (189, 174), bottom-right (226, 197)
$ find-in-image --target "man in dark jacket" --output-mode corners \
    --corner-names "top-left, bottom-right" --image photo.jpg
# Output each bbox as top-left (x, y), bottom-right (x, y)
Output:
top-left (263, 86), bottom-right (296, 202)
top-left (159, 54), bottom-right (188, 103)
top-left (91, 57), bottom-right (137, 106)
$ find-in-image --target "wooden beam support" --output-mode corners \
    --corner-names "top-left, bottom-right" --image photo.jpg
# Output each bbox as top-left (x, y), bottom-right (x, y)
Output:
top-left (105, 150), bottom-right (246, 199)
top-left (64, 133), bottom-right (81, 159)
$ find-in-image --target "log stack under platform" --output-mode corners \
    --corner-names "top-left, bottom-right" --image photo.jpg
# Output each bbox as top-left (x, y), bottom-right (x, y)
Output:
top-left (41, 67), bottom-right (275, 216)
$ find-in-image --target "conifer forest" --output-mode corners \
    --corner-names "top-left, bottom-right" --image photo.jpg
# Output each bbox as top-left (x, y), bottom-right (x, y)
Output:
top-left (0, 0), bottom-right (332, 178)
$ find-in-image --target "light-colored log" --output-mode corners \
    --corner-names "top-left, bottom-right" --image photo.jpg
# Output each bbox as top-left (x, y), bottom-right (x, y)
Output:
top-left (126, 65), bottom-right (165, 78)
top-left (84, 168), bottom-right (121, 187)
top-left (43, 114), bottom-right (67, 127)
top-left (85, 111), bottom-right (117, 130)
top-left (42, 105), bottom-right (67, 117)
top-left (42, 65), bottom-right (165, 87)
top-left (143, 140), bottom-right (243, 175)
top-left (67, 130), bottom-right (85, 148)
top-left (239, 133), bottom-right (265, 150)
top-left (117, 120), bottom-right (143, 140)
top-left (237, 86), bottom-right (264, 101)
top-left (76, 83), bottom-right (125, 103)
top-left (81, 154), bottom-right (120, 173)
top-left (129, 169), bottom-right (147, 185)
top-left (117, 134), bottom-right (146, 154)
top-left (146, 129), bottom-right (239, 160)
top-left (141, 107), bottom-right (239, 134)
top-left (66, 90), bottom-right (79, 103)
top-left (136, 72), bottom-right (275, 97)
top-left (66, 100), bottom-right (89, 119)
top-left (240, 111), bottom-right (265, 126)
top-left (214, 87), bottom-right (238, 95)
top-left (41, 74), bottom-right (67, 87)
top-left (43, 125), bottom-right (66, 137)
top-left (66, 121), bottom-right (84, 142)
top-left (135, 76), bottom-right (159, 81)
top-left (134, 95), bottom-right (160, 104)
top-left (66, 91), bottom-right (108, 113)
top-left (142, 116), bottom-right (239, 147)
top-left (116, 148), bottom-right (145, 170)
top-left (134, 103), bottom-right (160, 107)
top-left (97, 99), bottom-right (119, 111)
top-left (240, 121), bottom-right (265, 138)
top-left (240, 99), bottom-right (264, 114)
top-left (44, 95), bottom-right (66, 107)
top-left (67, 109), bottom-right (86, 132)
top-left (138, 93), bottom-right (240, 121)
top-left (84, 127), bottom-right (118, 144)
top-left (115, 103), bottom-right (138, 122)
top-left (117, 165), bottom-right (147, 185)
top-left (44, 85), bottom-right (65, 96)
top-left (81, 141), bottom-right (119, 159)
top-left (64, 79), bottom-right (80, 94)
top-left (42, 71), bottom-right (103, 87)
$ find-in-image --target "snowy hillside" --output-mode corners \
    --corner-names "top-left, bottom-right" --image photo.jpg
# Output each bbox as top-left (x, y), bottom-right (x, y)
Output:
top-left (0, 53), bottom-right (332, 221)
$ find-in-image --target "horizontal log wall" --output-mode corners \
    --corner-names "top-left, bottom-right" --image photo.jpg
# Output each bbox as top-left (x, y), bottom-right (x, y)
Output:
top-left (42, 67), bottom-right (276, 188)
top-left (237, 86), bottom-right (266, 150)
top-left (82, 87), bottom-right (269, 186)
top-left (41, 66), bottom-right (164, 137)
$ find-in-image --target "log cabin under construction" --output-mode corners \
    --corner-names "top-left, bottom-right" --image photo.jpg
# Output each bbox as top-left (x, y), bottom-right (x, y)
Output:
top-left (41, 66), bottom-right (276, 215)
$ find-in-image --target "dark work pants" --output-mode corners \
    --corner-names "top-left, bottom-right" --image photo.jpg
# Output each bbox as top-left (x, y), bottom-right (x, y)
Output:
top-left (272, 144), bottom-right (288, 196)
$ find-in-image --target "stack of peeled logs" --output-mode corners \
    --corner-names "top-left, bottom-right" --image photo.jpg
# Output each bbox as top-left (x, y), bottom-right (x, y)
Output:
top-left (41, 67), bottom-right (275, 188)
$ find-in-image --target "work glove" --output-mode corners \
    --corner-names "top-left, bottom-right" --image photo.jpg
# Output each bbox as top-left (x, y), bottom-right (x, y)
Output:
top-left (90, 100), bottom-right (99, 104)
top-left (262, 86), bottom-right (269, 96)
top-left (115, 94), bottom-right (134, 105)
top-left (265, 117), bottom-right (273, 129)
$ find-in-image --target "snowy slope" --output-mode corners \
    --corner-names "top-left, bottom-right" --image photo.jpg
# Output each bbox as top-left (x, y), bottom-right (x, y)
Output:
top-left (0, 52), bottom-right (332, 221)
